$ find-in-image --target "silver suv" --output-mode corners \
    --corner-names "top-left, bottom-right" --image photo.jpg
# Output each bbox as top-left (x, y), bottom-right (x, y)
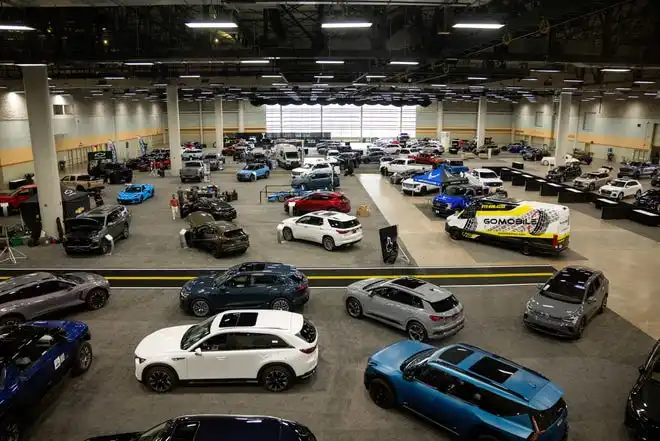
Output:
top-left (343, 277), bottom-right (464, 341)
top-left (180, 161), bottom-right (205, 183)
top-left (0, 272), bottom-right (110, 326)
top-left (523, 265), bottom-right (608, 339)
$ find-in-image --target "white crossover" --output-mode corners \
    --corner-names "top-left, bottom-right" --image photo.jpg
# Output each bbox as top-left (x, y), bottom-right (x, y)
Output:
top-left (277, 210), bottom-right (363, 251)
top-left (598, 178), bottom-right (643, 200)
top-left (541, 154), bottom-right (580, 167)
top-left (291, 160), bottom-right (340, 178)
top-left (134, 310), bottom-right (319, 393)
top-left (466, 168), bottom-right (504, 192)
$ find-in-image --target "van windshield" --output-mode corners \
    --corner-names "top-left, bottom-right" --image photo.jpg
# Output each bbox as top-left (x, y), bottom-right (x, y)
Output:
top-left (285, 152), bottom-right (299, 159)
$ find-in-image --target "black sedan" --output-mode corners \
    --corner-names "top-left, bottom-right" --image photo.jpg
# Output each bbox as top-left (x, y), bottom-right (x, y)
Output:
top-left (626, 339), bottom-right (660, 440)
top-left (546, 164), bottom-right (582, 183)
top-left (180, 198), bottom-right (237, 221)
top-left (634, 189), bottom-right (660, 214)
top-left (522, 148), bottom-right (546, 161)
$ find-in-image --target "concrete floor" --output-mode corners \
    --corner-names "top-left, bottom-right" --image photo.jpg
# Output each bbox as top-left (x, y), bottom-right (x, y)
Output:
top-left (26, 286), bottom-right (652, 441)
top-left (3, 163), bottom-right (398, 269)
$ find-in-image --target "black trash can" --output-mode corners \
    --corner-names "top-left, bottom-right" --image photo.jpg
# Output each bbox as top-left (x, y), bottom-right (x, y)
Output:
top-left (58, 160), bottom-right (66, 171)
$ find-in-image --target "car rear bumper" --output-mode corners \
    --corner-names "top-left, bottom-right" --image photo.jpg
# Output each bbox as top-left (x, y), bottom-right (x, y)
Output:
top-left (334, 232), bottom-right (363, 246)
top-left (293, 290), bottom-right (310, 306)
top-left (430, 317), bottom-right (465, 338)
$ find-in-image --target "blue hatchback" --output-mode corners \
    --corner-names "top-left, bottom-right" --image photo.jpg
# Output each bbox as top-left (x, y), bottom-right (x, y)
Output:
top-left (364, 341), bottom-right (568, 441)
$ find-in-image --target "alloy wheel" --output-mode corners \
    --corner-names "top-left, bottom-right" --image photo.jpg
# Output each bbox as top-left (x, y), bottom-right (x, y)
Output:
top-left (101, 242), bottom-right (110, 254)
top-left (148, 370), bottom-right (172, 393)
top-left (87, 290), bottom-right (107, 310)
top-left (407, 323), bottom-right (426, 341)
top-left (271, 299), bottom-right (291, 311)
top-left (346, 298), bottom-right (363, 318)
top-left (78, 344), bottom-right (92, 371)
top-left (0, 421), bottom-right (20, 441)
top-left (264, 369), bottom-right (289, 392)
top-left (323, 237), bottom-right (335, 251)
top-left (282, 228), bottom-right (293, 241)
top-left (191, 300), bottom-right (210, 317)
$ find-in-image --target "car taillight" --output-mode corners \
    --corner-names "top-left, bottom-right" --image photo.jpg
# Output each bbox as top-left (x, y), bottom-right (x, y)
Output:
top-left (296, 284), bottom-right (308, 292)
top-left (300, 345), bottom-right (316, 354)
top-left (552, 234), bottom-right (559, 247)
top-left (336, 229), bottom-right (350, 234)
top-left (429, 315), bottom-right (443, 322)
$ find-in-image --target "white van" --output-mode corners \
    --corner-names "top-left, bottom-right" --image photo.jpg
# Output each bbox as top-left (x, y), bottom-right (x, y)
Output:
top-left (445, 197), bottom-right (570, 255)
top-left (275, 143), bottom-right (301, 170)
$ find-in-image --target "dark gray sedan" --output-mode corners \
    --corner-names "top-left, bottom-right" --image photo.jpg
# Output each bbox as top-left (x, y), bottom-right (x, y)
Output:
top-left (0, 272), bottom-right (110, 326)
top-left (523, 266), bottom-right (608, 339)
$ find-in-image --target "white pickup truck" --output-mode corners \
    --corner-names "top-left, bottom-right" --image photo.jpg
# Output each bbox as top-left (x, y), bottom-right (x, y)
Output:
top-left (380, 158), bottom-right (430, 176)
top-left (466, 168), bottom-right (504, 192)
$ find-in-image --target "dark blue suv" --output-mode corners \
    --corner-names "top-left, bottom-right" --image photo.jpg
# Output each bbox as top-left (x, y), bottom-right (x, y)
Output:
top-left (364, 341), bottom-right (568, 441)
top-left (0, 321), bottom-right (93, 441)
top-left (179, 263), bottom-right (309, 317)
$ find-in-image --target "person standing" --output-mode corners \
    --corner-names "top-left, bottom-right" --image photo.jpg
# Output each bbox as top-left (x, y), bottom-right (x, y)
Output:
top-left (169, 194), bottom-right (180, 220)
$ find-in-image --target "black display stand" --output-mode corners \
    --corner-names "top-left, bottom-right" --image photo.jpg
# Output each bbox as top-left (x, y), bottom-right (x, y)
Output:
top-left (629, 209), bottom-right (660, 226)
top-left (594, 198), bottom-right (629, 219)
top-left (500, 168), bottom-right (513, 182)
top-left (541, 182), bottom-right (563, 196)
top-left (512, 161), bottom-right (524, 170)
top-left (558, 188), bottom-right (589, 203)
top-left (8, 179), bottom-right (27, 190)
top-left (525, 178), bottom-right (543, 192)
top-left (511, 172), bottom-right (527, 186)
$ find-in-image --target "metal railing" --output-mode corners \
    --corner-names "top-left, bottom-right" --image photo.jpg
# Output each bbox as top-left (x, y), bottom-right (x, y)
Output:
top-left (259, 184), bottom-right (295, 204)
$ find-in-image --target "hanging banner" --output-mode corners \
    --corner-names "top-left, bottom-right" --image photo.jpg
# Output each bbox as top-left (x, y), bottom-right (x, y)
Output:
top-left (108, 140), bottom-right (117, 162)
top-left (138, 137), bottom-right (147, 156)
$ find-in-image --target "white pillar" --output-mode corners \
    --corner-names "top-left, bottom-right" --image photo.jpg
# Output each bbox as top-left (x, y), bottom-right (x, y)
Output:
top-left (436, 100), bottom-right (444, 139)
top-left (166, 85), bottom-right (182, 173)
top-left (238, 100), bottom-right (245, 133)
top-left (22, 65), bottom-right (63, 237)
top-left (476, 96), bottom-right (487, 147)
top-left (554, 92), bottom-right (572, 167)
top-left (214, 97), bottom-right (224, 151)
top-left (198, 101), bottom-right (204, 146)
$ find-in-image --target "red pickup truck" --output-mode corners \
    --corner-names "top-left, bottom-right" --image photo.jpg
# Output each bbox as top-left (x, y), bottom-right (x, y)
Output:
top-left (413, 152), bottom-right (444, 165)
top-left (0, 184), bottom-right (37, 209)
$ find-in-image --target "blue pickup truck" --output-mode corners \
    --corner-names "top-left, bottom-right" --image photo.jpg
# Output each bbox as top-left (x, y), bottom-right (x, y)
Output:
top-left (432, 184), bottom-right (487, 217)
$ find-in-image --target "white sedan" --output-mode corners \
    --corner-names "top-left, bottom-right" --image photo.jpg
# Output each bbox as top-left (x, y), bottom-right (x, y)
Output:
top-left (598, 178), bottom-right (643, 200)
top-left (277, 211), bottom-right (363, 251)
top-left (134, 310), bottom-right (319, 393)
top-left (541, 154), bottom-right (580, 167)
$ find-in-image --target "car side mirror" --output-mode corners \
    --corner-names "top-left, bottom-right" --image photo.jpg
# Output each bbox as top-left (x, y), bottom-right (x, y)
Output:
top-left (194, 348), bottom-right (203, 356)
top-left (587, 296), bottom-right (597, 304)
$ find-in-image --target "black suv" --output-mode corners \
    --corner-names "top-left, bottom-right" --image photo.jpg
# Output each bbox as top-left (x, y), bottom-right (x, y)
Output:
top-left (89, 161), bottom-right (133, 184)
top-left (63, 205), bottom-right (131, 255)
top-left (634, 189), bottom-right (660, 214)
top-left (626, 339), bottom-right (660, 440)
top-left (85, 415), bottom-right (317, 441)
top-left (184, 211), bottom-right (249, 258)
top-left (181, 198), bottom-right (237, 221)
top-left (546, 163), bottom-right (582, 183)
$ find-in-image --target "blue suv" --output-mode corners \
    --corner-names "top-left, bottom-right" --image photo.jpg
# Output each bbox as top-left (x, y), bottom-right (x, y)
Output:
top-left (364, 341), bottom-right (568, 441)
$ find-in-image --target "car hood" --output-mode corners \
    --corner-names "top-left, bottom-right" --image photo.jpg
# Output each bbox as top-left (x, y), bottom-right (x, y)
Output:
top-left (182, 275), bottom-right (215, 294)
top-left (291, 167), bottom-right (311, 173)
top-left (118, 191), bottom-right (141, 198)
top-left (528, 292), bottom-right (582, 318)
top-left (368, 340), bottom-right (435, 371)
top-left (286, 196), bottom-right (303, 204)
top-left (134, 324), bottom-right (194, 358)
top-left (632, 380), bottom-right (660, 423)
top-left (291, 177), bottom-right (308, 185)
top-left (402, 178), bottom-right (420, 185)
top-left (573, 176), bottom-right (593, 183)
top-left (600, 184), bottom-right (621, 192)
top-left (480, 177), bottom-right (503, 184)
top-left (434, 194), bottom-right (464, 204)
top-left (185, 211), bottom-right (215, 227)
top-left (0, 192), bottom-right (15, 202)
top-left (30, 320), bottom-right (89, 340)
top-left (84, 432), bottom-right (141, 441)
top-left (65, 218), bottom-right (103, 229)
top-left (280, 216), bottom-right (301, 226)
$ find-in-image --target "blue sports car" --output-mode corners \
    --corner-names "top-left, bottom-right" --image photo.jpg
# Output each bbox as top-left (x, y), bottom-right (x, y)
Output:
top-left (117, 183), bottom-right (155, 204)
top-left (0, 321), bottom-right (93, 440)
top-left (237, 163), bottom-right (270, 182)
top-left (267, 188), bottom-right (313, 202)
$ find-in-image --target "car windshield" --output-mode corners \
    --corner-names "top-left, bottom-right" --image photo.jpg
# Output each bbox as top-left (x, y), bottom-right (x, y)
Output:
top-left (125, 186), bottom-right (141, 193)
top-left (285, 152), bottom-right (299, 159)
top-left (185, 161), bottom-right (202, 168)
top-left (610, 180), bottom-right (626, 187)
top-left (580, 173), bottom-right (596, 178)
top-left (134, 421), bottom-right (172, 441)
top-left (444, 186), bottom-right (469, 196)
top-left (479, 172), bottom-right (498, 179)
top-left (244, 164), bottom-right (262, 171)
top-left (59, 274), bottom-right (84, 284)
top-left (540, 275), bottom-right (587, 304)
top-left (180, 316), bottom-right (215, 350)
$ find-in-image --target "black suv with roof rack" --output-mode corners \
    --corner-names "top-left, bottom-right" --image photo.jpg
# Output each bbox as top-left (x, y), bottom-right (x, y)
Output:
top-left (179, 264), bottom-right (309, 317)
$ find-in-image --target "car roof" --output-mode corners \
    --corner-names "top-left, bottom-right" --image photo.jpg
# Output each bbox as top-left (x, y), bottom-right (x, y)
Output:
top-left (0, 324), bottom-right (51, 361)
top-left (473, 168), bottom-right (496, 173)
top-left (0, 272), bottom-right (55, 292)
top-left (82, 205), bottom-right (121, 216)
top-left (303, 191), bottom-right (342, 198)
top-left (384, 277), bottom-right (453, 302)
top-left (212, 310), bottom-right (301, 332)
top-left (309, 211), bottom-right (356, 220)
top-left (173, 415), bottom-right (305, 441)
top-left (551, 265), bottom-right (599, 284)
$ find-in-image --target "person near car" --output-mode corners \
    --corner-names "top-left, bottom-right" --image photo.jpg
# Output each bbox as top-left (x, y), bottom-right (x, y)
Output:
top-left (169, 194), bottom-right (179, 220)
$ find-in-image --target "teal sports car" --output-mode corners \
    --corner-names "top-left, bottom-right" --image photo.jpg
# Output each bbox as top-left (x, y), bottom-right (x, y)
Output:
top-left (117, 183), bottom-right (155, 204)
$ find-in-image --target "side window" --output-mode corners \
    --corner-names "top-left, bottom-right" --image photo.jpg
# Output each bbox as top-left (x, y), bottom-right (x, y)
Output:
top-left (297, 216), bottom-right (312, 225)
top-left (415, 366), bottom-right (454, 393)
top-left (37, 281), bottom-right (65, 295)
top-left (459, 204), bottom-right (478, 219)
top-left (389, 289), bottom-right (415, 306)
top-left (590, 277), bottom-right (601, 293)
top-left (107, 211), bottom-right (120, 223)
top-left (226, 275), bottom-right (250, 288)
top-left (15, 285), bottom-right (40, 300)
top-left (61, 176), bottom-right (70, 182)
top-left (235, 333), bottom-right (291, 350)
top-left (171, 421), bottom-right (200, 441)
top-left (585, 284), bottom-right (596, 299)
top-left (77, 175), bottom-right (91, 181)
top-left (199, 334), bottom-right (228, 351)
top-left (411, 296), bottom-right (424, 309)
top-left (448, 378), bottom-right (482, 406)
top-left (15, 336), bottom-right (56, 370)
top-left (371, 287), bottom-right (392, 299)
top-left (252, 274), bottom-right (278, 285)
top-left (308, 217), bottom-right (324, 226)
top-left (477, 389), bottom-right (527, 417)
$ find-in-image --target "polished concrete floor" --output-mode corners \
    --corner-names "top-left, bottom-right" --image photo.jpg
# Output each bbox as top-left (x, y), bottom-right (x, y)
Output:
top-left (26, 286), bottom-right (652, 441)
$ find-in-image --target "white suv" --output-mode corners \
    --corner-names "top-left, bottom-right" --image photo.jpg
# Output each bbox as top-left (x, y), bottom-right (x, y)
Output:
top-left (277, 211), bottom-right (363, 251)
top-left (291, 160), bottom-right (340, 178)
top-left (467, 168), bottom-right (504, 191)
top-left (134, 310), bottom-right (319, 393)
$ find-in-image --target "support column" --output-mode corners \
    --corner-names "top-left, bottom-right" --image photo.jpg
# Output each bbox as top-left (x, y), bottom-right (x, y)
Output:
top-left (554, 92), bottom-right (572, 167)
top-left (436, 100), bottom-right (444, 139)
top-left (476, 96), bottom-right (487, 147)
top-left (166, 85), bottom-right (182, 174)
top-left (22, 65), bottom-right (63, 237)
top-left (214, 97), bottom-right (224, 152)
top-left (238, 100), bottom-right (245, 133)
top-left (198, 101), bottom-right (204, 146)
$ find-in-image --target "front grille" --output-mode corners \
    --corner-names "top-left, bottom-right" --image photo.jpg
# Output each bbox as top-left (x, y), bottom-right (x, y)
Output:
top-left (297, 319), bottom-right (317, 343)
top-left (485, 182), bottom-right (502, 187)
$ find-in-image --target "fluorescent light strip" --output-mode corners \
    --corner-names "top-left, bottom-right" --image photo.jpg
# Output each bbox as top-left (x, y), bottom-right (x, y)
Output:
top-left (634, 80), bottom-right (656, 85)
top-left (261, 74), bottom-right (282, 78)
top-left (17, 63), bottom-right (47, 67)
top-left (531, 69), bottom-right (561, 73)
top-left (521, 78), bottom-right (538, 81)
top-left (431, 84), bottom-right (447, 87)
top-left (563, 79), bottom-right (584, 83)
top-left (452, 23), bottom-right (504, 30)
top-left (0, 25), bottom-right (35, 31)
top-left (124, 62), bottom-right (154, 66)
top-left (601, 68), bottom-right (630, 73)
top-left (314, 75), bottom-right (334, 79)
top-left (185, 22), bottom-right (238, 29)
top-left (644, 92), bottom-right (658, 96)
top-left (272, 83), bottom-right (288, 87)
top-left (316, 60), bottom-right (344, 64)
top-left (180, 75), bottom-right (200, 78)
top-left (615, 87), bottom-right (631, 91)
top-left (389, 61), bottom-right (419, 65)
top-left (321, 22), bottom-right (372, 29)
top-left (104, 76), bottom-right (125, 80)
top-left (365, 75), bottom-right (386, 79)
top-left (467, 77), bottom-right (487, 81)
top-left (240, 60), bottom-right (270, 64)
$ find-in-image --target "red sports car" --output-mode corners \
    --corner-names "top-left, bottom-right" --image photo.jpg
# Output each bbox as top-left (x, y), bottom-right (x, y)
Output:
top-left (284, 191), bottom-right (351, 216)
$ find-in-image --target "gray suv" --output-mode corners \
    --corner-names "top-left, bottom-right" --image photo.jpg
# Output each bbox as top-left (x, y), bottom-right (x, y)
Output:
top-left (63, 205), bottom-right (131, 255)
top-left (343, 277), bottom-right (464, 341)
top-left (180, 160), bottom-right (205, 182)
top-left (0, 272), bottom-right (110, 326)
top-left (524, 265), bottom-right (608, 339)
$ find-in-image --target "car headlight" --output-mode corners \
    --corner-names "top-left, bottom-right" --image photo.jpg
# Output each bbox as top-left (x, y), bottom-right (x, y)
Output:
top-left (135, 356), bottom-right (146, 364)
top-left (563, 314), bottom-right (580, 324)
top-left (525, 301), bottom-right (533, 314)
top-left (180, 289), bottom-right (189, 299)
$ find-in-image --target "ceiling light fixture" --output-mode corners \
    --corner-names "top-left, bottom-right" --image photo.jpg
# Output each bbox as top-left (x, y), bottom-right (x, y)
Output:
top-left (152, 83), bottom-right (167, 87)
top-left (0, 24), bottom-right (35, 31)
top-left (531, 68), bottom-right (561, 73)
top-left (17, 63), bottom-right (47, 67)
top-left (104, 76), bottom-right (125, 80)
top-left (272, 83), bottom-right (288, 87)
top-left (601, 68), bottom-right (631, 73)
top-left (467, 76), bottom-right (487, 80)
top-left (352, 83), bottom-right (367, 86)
top-left (314, 75), bottom-right (334, 79)
top-left (179, 75), bottom-right (201, 78)
top-left (563, 79), bottom-right (584, 83)
top-left (321, 21), bottom-right (372, 29)
top-left (316, 60), bottom-right (344, 64)
top-left (562, 87), bottom-right (577, 91)
top-left (261, 74), bottom-right (282, 78)
top-left (521, 77), bottom-right (538, 81)
top-left (185, 21), bottom-right (238, 29)
top-left (634, 80), bottom-right (656, 85)
top-left (365, 75), bottom-right (386, 79)
top-left (452, 23), bottom-right (504, 30)
top-left (644, 92), bottom-right (658, 96)
top-left (431, 84), bottom-right (447, 87)
top-left (615, 87), bottom-right (631, 91)
top-left (124, 62), bottom-right (154, 66)
top-left (240, 59), bottom-right (270, 64)
top-left (389, 61), bottom-right (419, 65)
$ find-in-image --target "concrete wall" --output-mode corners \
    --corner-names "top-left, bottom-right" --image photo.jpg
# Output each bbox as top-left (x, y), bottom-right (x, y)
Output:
top-left (416, 101), bottom-right (514, 144)
top-left (513, 98), bottom-right (660, 160)
top-left (0, 91), bottom-right (165, 184)
top-left (169, 100), bottom-right (267, 144)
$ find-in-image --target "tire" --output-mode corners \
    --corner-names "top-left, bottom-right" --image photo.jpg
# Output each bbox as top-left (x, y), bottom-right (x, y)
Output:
top-left (406, 321), bottom-right (428, 342)
top-left (0, 415), bottom-right (21, 441)
top-left (345, 297), bottom-right (363, 318)
top-left (420, 186), bottom-right (427, 195)
top-left (181, 179), bottom-right (186, 183)
top-left (589, 183), bottom-right (595, 191)
top-left (250, 174), bottom-right (256, 182)
top-left (99, 240), bottom-right (110, 255)
top-left (259, 364), bottom-right (294, 393)
top-left (574, 318), bottom-right (586, 339)
top-left (599, 294), bottom-right (608, 314)
top-left (522, 242), bottom-right (532, 256)
top-left (139, 196), bottom-right (143, 203)
top-left (322, 236), bottom-right (335, 251)
top-left (265, 171), bottom-right (270, 178)
top-left (76, 185), bottom-right (86, 192)
top-left (71, 341), bottom-right (93, 376)
top-left (212, 246), bottom-right (224, 258)
top-left (190, 298), bottom-right (212, 317)
top-left (122, 223), bottom-right (130, 239)
top-left (449, 229), bottom-right (462, 240)
top-left (616, 192), bottom-right (624, 201)
top-left (65, 248), bottom-right (74, 256)
top-left (282, 227), bottom-right (294, 241)
top-left (85, 288), bottom-right (108, 310)
top-left (0, 314), bottom-right (24, 326)
top-left (271, 298), bottom-right (292, 311)
top-left (636, 190), bottom-right (642, 198)
top-left (368, 378), bottom-right (396, 409)
top-left (541, 160), bottom-right (548, 166)
top-left (144, 365), bottom-right (177, 393)
top-left (277, 194), bottom-right (286, 202)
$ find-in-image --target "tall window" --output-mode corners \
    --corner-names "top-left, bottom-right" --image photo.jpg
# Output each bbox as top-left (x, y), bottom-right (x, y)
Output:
top-left (265, 104), bottom-right (416, 138)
